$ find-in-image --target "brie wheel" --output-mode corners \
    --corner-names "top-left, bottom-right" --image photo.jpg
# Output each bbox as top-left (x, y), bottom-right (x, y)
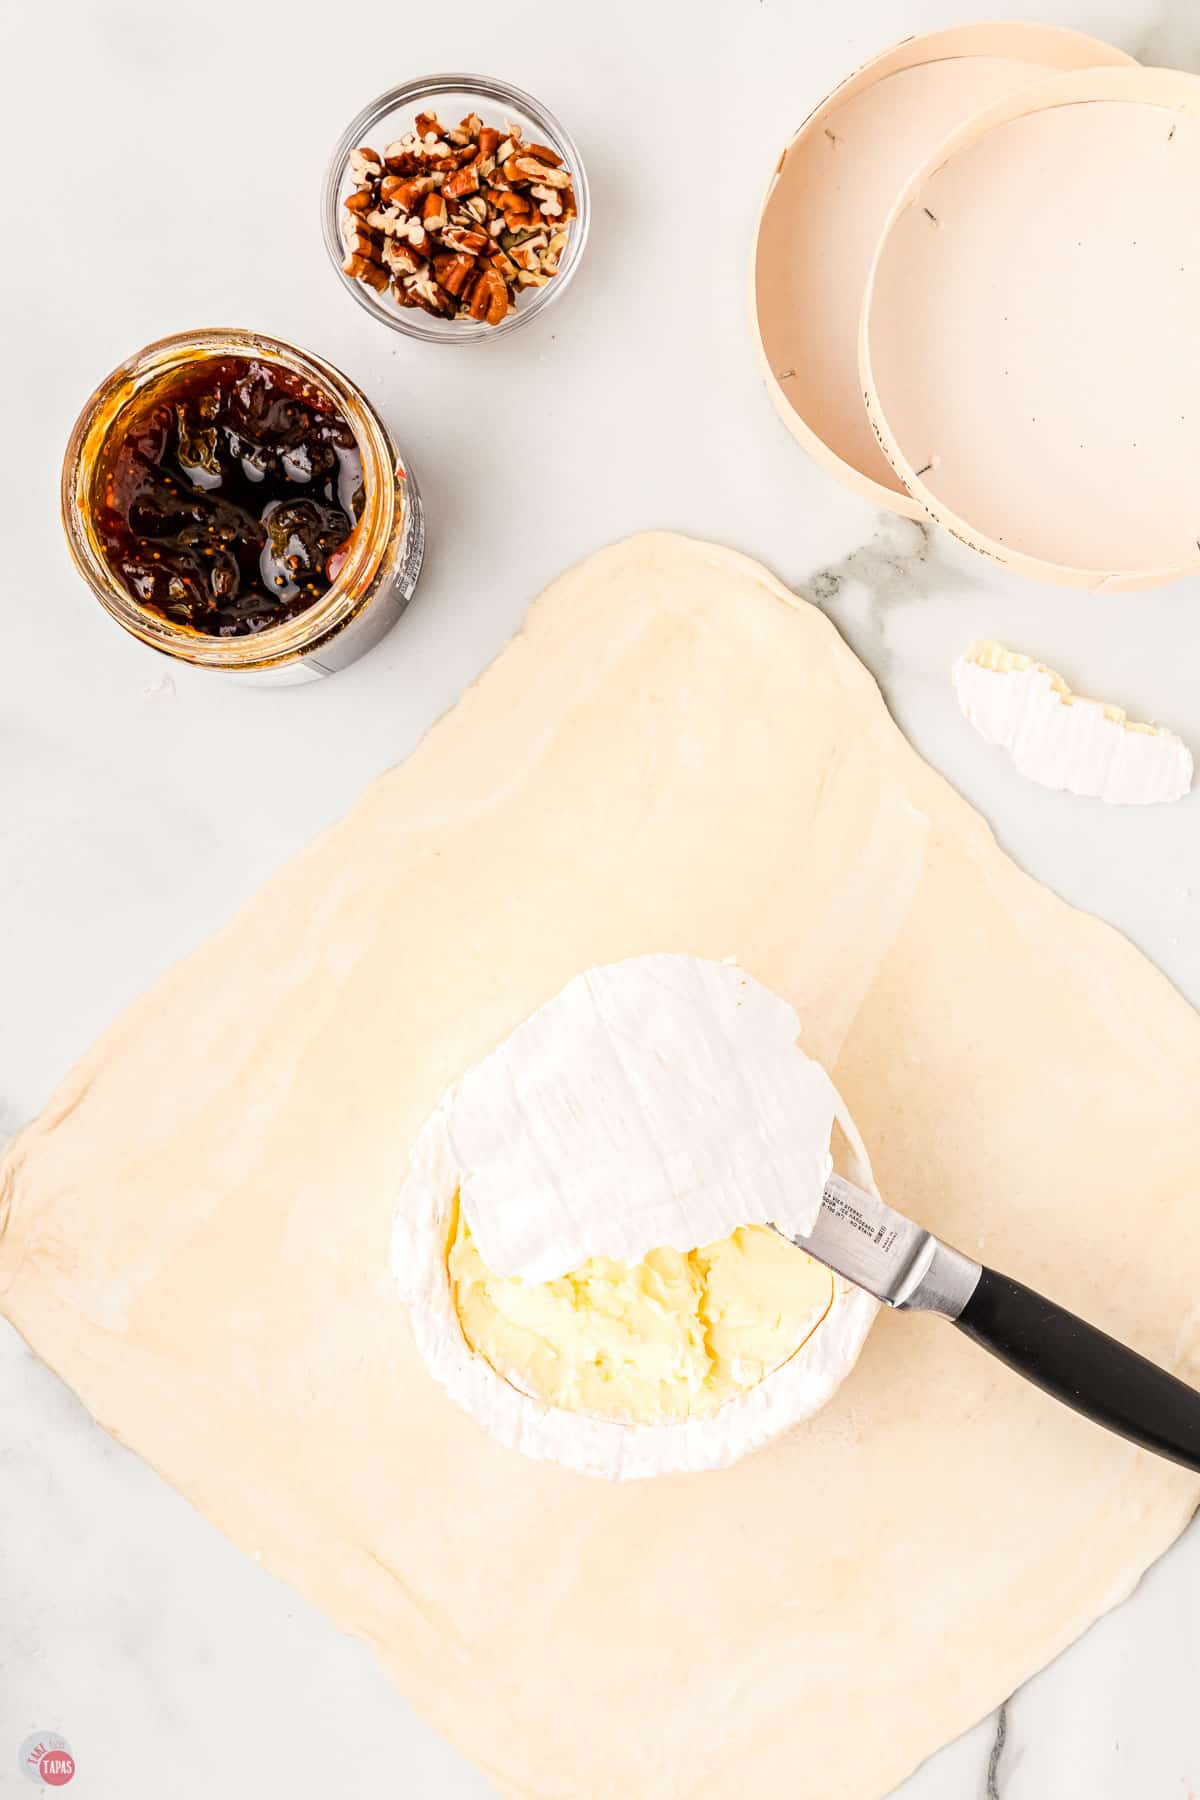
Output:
top-left (954, 640), bottom-right (1193, 804)
top-left (393, 955), bottom-right (879, 1479)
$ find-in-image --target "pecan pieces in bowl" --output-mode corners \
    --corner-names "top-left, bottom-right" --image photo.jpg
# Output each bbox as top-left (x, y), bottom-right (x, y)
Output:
top-left (341, 110), bottom-right (575, 325)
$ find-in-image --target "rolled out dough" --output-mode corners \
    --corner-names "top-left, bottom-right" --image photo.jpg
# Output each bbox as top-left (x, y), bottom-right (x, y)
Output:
top-left (2, 534), bottom-right (1198, 1800)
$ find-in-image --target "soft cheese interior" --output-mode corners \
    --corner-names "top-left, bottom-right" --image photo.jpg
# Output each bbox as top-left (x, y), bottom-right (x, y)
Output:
top-left (393, 954), bottom-right (879, 1476)
top-left (450, 1207), bottom-right (834, 1424)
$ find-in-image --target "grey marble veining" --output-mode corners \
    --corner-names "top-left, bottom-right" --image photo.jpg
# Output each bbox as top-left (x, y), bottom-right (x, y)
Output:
top-left (3, 0), bottom-right (1200, 1795)
top-left (804, 514), bottom-right (947, 680)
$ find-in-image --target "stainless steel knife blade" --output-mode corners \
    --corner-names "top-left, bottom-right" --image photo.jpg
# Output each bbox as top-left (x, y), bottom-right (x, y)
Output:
top-left (773, 1173), bottom-right (981, 1319)
top-left (775, 1175), bottom-right (1200, 1474)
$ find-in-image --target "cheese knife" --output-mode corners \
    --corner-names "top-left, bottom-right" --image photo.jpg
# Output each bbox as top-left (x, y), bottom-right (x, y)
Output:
top-left (772, 1174), bottom-right (1200, 1472)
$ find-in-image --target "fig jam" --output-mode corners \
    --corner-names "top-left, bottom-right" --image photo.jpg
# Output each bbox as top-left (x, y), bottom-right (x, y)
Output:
top-left (95, 358), bottom-right (364, 637)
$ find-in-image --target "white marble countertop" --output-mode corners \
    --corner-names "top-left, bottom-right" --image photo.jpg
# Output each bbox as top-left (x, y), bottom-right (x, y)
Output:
top-left (2, 0), bottom-right (1199, 1793)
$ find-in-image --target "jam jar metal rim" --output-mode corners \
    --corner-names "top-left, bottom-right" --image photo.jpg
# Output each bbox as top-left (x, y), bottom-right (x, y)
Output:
top-left (321, 72), bottom-right (591, 345)
top-left (61, 327), bottom-right (414, 673)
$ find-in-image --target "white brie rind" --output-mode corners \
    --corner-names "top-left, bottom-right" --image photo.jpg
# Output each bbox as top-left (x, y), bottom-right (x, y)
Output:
top-left (392, 955), bottom-right (879, 1480)
top-left (953, 641), bottom-right (1193, 805)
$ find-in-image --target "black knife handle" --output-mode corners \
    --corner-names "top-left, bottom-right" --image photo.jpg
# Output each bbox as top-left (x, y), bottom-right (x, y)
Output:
top-left (954, 1266), bottom-right (1200, 1473)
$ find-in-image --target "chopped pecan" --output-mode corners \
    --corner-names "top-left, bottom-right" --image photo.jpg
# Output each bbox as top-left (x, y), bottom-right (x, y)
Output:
top-left (342, 252), bottom-right (389, 291)
top-left (442, 223), bottom-right (490, 255)
top-left (382, 140), bottom-right (423, 176)
top-left (466, 266), bottom-right (510, 325)
top-left (382, 238), bottom-right (423, 276)
top-left (442, 162), bottom-right (480, 200)
top-left (531, 182), bottom-right (563, 218)
top-left (365, 206), bottom-right (404, 236)
top-left (343, 189), bottom-right (374, 215)
top-left (342, 219), bottom-right (383, 261)
top-left (497, 193), bottom-right (536, 228)
top-left (509, 234), bottom-right (547, 271)
top-left (405, 269), bottom-right (453, 315)
top-left (542, 229), bottom-right (568, 274)
top-left (348, 145), bottom-right (383, 181)
top-left (504, 153), bottom-right (570, 188)
top-left (433, 251), bottom-right (477, 297)
top-left (389, 173), bottom-right (435, 211)
top-left (422, 189), bottom-right (448, 232)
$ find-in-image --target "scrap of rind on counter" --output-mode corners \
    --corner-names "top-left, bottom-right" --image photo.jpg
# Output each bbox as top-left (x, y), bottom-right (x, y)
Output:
top-left (953, 641), bottom-right (1193, 805)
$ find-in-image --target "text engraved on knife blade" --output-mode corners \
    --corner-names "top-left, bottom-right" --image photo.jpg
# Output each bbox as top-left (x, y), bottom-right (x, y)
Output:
top-left (820, 1185), bottom-right (901, 1255)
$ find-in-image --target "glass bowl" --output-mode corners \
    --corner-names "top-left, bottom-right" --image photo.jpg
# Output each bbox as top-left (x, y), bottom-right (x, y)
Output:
top-left (322, 74), bottom-right (589, 344)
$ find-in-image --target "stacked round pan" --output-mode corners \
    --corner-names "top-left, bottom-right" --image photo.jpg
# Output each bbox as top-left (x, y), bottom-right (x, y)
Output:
top-left (752, 25), bottom-right (1200, 590)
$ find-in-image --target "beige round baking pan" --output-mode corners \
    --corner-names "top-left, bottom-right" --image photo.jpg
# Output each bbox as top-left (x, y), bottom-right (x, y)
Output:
top-left (861, 64), bottom-right (1200, 590)
top-left (750, 23), bottom-right (1134, 517)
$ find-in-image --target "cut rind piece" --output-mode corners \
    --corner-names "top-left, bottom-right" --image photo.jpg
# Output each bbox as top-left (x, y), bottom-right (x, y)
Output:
top-left (392, 955), bottom-right (879, 1480)
top-left (953, 641), bottom-right (1193, 804)
top-left (445, 955), bottom-right (848, 1283)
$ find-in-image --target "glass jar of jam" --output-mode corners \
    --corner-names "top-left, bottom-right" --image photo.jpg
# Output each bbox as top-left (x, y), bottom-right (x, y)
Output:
top-left (61, 329), bottom-right (424, 682)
